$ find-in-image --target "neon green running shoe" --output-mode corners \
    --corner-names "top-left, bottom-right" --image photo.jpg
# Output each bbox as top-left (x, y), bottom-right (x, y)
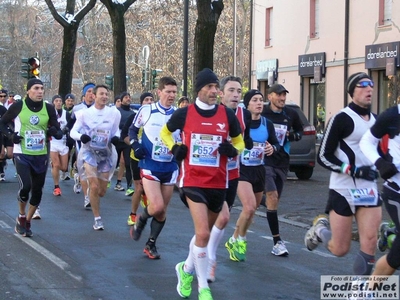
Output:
top-left (225, 238), bottom-right (239, 262)
top-left (175, 261), bottom-right (193, 298)
top-left (198, 287), bottom-right (213, 300)
top-left (235, 240), bottom-right (247, 261)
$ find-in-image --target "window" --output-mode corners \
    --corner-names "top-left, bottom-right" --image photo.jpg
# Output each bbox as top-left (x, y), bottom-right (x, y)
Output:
top-left (310, 0), bottom-right (319, 38)
top-left (265, 7), bottom-right (272, 47)
top-left (379, 0), bottom-right (392, 26)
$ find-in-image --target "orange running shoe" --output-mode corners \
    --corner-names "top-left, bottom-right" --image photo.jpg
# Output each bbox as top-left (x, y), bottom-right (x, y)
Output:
top-left (53, 187), bottom-right (62, 196)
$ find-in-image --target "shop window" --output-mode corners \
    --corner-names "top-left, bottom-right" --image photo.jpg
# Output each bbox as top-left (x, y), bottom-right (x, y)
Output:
top-left (378, 70), bottom-right (400, 113)
top-left (310, 80), bottom-right (325, 133)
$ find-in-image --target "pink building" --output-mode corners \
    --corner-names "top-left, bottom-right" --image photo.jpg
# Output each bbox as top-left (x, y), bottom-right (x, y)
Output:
top-left (251, 0), bottom-right (400, 128)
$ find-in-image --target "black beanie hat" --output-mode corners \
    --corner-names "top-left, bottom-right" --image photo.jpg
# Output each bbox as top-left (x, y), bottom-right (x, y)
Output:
top-left (27, 78), bottom-right (43, 91)
top-left (51, 95), bottom-right (62, 103)
top-left (243, 89), bottom-right (264, 108)
top-left (119, 92), bottom-right (130, 103)
top-left (140, 92), bottom-right (154, 105)
top-left (346, 72), bottom-right (372, 98)
top-left (195, 68), bottom-right (219, 94)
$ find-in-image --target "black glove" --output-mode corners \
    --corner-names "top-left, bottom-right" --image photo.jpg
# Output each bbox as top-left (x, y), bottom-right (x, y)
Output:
top-left (353, 166), bottom-right (379, 181)
top-left (54, 130), bottom-right (63, 140)
top-left (171, 144), bottom-right (188, 161)
top-left (218, 139), bottom-right (238, 158)
top-left (131, 141), bottom-right (146, 159)
top-left (375, 157), bottom-right (398, 180)
top-left (12, 132), bottom-right (23, 144)
top-left (62, 127), bottom-right (69, 135)
top-left (47, 126), bottom-right (58, 137)
top-left (244, 137), bottom-right (253, 150)
top-left (80, 134), bottom-right (91, 144)
top-left (110, 136), bottom-right (120, 146)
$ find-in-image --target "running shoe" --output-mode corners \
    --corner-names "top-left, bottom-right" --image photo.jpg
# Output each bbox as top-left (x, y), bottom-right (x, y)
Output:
top-left (125, 188), bottom-right (135, 196)
top-left (175, 261), bottom-right (193, 298)
top-left (304, 214), bottom-right (329, 251)
top-left (140, 194), bottom-right (149, 208)
top-left (271, 240), bottom-right (289, 256)
top-left (24, 221), bottom-right (32, 237)
top-left (225, 238), bottom-right (239, 262)
top-left (73, 173), bottom-right (81, 194)
top-left (15, 216), bottom-right (26, 235)
top-left (127, 213), bottom-right (136, 226)
top-left (198, 287), bottom-right (213, 300)
top-left (0, 173), bottom-right (5, 182)
top-left (143, 242), bottom-right (161, 259)
top-left (61, 172), bottom-right (70, 181)
top-left (53, 187), bottom-right (62, 196)
top-left (114, 183), bottom-right (125, 191)
top-left (93, 218), bottom-right (104, 230)
top-left (84, 195), bottom-right (91, 209)
top-left (32, 208), bottom-right (41, 220)
top-left (235, 240), bottom-right (247, 261)
top-left (377, 222), bottom-right (389, 252)
top-left (130, 215), bottom-right (146, 241)
top-left (207, 260), bottom-right (217, 283)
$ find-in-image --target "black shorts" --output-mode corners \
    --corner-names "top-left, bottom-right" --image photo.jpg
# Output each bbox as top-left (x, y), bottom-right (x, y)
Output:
top-left (2, 136), bottom-right (13, 148)
top-left (325, 189), bottom-right (382, 217)
top-left (130, 158), bottom-right (141, 181)
top-left (239, 164), bottom-right (265, 193)
top-left (226, 178), bottom-right (239, 209)
top-left (264, 165), bottom-right (287, 197)
top-left (180, 187), bottom-right (226, 213)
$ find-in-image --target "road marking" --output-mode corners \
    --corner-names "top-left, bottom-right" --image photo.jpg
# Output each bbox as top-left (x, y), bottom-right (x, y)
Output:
top-left (302, 248), bottom-right (336, 258)
top-left (14, 234), bottom-right (82, 282)
top-left (260, 235), bottom-right (291, 244)
top-left (0, 220), bottom-right (11, 229)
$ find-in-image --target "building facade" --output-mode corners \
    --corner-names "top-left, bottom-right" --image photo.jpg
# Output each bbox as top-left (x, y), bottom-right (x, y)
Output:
top-left (251, 0), bottom-right (400, 129)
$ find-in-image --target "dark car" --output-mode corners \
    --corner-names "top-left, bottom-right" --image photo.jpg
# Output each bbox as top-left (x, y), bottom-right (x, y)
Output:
top-left (285, 103), bottom-right (316, 180)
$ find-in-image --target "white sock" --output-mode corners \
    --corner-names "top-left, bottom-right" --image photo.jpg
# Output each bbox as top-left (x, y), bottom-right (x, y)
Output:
top-left (184, 235), bottom-right (195, 274)
top-left (193, 244), bottom-right (209, 290)
top-left (237, 235), bottom-right (246, 242)
top-left (207, 226), bottom-right (224, 261)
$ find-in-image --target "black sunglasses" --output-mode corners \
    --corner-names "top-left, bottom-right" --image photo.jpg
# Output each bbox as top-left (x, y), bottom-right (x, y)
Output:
top-left (356, 81), bottom-right (374, 88)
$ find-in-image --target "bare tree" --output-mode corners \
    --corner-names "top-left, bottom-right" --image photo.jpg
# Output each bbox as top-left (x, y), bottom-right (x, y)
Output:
top-left (193, 0), bottom-right (224, 86)
top-left (99, 0), bottom-right (136, 96)
top-left (44, 0), bottom-right (96, 99)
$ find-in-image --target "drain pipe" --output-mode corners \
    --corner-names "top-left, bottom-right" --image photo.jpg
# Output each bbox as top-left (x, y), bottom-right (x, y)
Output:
top-left (343, 0), bottom-right (350, 107)
top-left (249, 0), bottom-right (253, 88)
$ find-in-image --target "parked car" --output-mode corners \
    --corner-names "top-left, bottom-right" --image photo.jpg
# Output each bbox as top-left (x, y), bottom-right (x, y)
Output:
top-left (285, 103), bottom-right (316, 180)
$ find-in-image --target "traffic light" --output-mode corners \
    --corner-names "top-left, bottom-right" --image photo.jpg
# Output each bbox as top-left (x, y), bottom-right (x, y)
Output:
top-left (21, 57), bottom-right (40, 79)
top-left (105, 75), bottom-right (114, 90)
top-left (151, 69), bottom-right (162, 89)
top-left (21, 58), bottom-right (29, 79)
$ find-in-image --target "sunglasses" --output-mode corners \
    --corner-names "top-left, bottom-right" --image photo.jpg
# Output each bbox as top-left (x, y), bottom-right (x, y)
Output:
top-left (0, 95), bottom-right (6, 98)
top-left (356, 81), bottom-right (374, 88)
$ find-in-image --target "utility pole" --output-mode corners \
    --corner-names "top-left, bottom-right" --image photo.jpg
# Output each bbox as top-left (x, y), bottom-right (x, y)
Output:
top-left (142, 45), bottom-right (150, 91)
top-left (183, 0), bottom-right (189, 96)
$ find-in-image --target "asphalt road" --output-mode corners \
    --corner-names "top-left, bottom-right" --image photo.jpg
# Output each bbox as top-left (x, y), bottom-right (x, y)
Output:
top-left (0, 160), bottom-right (396, 300)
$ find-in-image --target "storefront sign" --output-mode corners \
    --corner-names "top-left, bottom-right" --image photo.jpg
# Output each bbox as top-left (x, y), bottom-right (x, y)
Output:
top-left (365, 42), bottom-right (400, 69)
top-left (256, 59), bottom-right (278, 80)
top-left (298, 52), bottom-right (326, 76)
